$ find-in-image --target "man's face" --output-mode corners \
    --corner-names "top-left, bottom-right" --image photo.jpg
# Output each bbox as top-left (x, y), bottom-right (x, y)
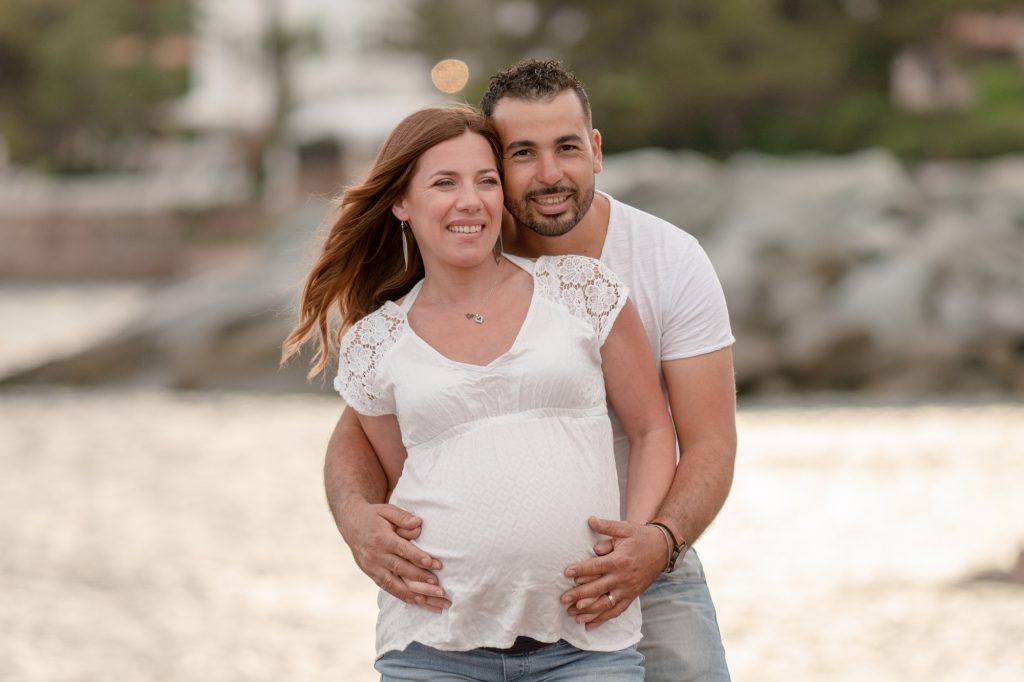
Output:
top-left (489, 90), bottom-right (602, 237)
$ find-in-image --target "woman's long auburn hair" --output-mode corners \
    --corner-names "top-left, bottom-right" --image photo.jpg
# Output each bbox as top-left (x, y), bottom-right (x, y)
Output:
top-left (282, 103), bottom-right (503, 378)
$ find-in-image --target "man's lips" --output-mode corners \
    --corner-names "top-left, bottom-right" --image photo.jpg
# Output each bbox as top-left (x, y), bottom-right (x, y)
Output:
top-left (528, 192), bottom-right (573, 214)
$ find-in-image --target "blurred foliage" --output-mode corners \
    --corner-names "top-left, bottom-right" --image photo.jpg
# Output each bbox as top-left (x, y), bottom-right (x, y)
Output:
top-left (403, 0), bottom-right (1024, 157)
top-left (0, 0), bottom-right (190, 172)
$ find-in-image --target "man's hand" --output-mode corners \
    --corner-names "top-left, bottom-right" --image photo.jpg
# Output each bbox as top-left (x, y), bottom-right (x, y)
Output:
top-left (342, 501), bottom-right (451, 612)
top-left (560, 516), bottom-right (667, 630)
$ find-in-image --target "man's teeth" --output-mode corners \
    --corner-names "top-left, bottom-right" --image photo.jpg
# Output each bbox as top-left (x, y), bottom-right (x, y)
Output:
top-left (447, 224), bottom-right (483, 233)
top-left (535, 196), bottom-right (567, 205)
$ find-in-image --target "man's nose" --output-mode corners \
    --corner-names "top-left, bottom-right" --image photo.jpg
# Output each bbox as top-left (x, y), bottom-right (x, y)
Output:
top-left (536, 153), bottom-right (563, 185)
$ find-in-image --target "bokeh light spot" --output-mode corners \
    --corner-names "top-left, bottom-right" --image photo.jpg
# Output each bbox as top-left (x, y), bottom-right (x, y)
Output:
top-left (431, 59), bottom-right (470, 94)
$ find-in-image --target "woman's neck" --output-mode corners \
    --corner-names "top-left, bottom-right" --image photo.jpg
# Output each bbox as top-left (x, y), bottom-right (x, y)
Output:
top-left (417, 256), bottom-right (506, 308)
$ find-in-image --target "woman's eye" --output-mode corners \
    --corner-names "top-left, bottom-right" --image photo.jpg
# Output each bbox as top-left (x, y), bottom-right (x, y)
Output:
top-left (433, 179), bottom-right (455, 188)
top-left (480, 177), bottom-right (500, 186)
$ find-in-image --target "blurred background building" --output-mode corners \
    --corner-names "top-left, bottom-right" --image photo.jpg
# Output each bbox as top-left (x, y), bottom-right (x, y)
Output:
top-left (2, 0), bottom-right (1022, 395)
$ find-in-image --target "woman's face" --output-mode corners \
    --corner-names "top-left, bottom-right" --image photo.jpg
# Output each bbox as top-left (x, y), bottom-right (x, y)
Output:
top-left (392, 131), bottom-right (503, 272)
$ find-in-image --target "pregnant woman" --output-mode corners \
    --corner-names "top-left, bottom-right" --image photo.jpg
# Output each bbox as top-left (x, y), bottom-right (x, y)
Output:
top-left (283, 103), bottom-right (675, 680)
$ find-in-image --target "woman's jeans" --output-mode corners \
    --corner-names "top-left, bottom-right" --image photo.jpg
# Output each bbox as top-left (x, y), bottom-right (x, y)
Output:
top-left (375, 640), bottom-right (644, 681)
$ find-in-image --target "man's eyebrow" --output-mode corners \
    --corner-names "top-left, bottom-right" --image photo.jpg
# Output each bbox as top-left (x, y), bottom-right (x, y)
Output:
top-left (504, 139), bottom-right (534, 151)
top-left (505, 134), bottom-right (586, 152)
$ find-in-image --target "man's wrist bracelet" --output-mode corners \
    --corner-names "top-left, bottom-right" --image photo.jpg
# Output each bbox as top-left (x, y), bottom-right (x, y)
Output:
top-left (647, 517), bottom-right (688, 573)
top-left (646, 521), bottom-right (675, 571)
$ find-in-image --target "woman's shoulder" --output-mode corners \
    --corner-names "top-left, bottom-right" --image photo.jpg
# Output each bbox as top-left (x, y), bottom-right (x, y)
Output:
top-left (534, 254), bottom-right (624, 291)
top-left (340, 302), bottom-right (408, 355)
top-left (335, 303), bottom-right (407, 414)
top-left (533, 254), bottom-right (628, 342)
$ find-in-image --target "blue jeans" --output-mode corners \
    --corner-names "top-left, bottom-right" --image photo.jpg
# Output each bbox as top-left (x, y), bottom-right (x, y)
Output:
top-left (638, 549), bottom-right (730, 681)
top-left (375, 641), bottom-right (644, 681)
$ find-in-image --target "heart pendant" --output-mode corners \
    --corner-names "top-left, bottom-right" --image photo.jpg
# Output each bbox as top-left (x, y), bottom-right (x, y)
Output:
top-left (464, 313), bottom-right (485, 324)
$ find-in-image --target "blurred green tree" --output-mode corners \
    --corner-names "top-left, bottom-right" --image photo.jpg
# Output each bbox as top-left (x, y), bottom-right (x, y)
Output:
top-left (0, 0), bottom-right (190, 172)
top-left (403, 0), bottom-right (1023, 157)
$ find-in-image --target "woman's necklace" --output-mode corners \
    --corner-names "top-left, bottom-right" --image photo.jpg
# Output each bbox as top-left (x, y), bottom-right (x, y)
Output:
top-left (464, 259), bottom-right (504, 324)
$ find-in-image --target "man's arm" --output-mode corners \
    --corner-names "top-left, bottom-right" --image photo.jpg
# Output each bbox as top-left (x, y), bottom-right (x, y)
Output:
top-left (562, 347), bottom-right (736, 628)
top-left (656, 347), bottom-right (737, 546)
top-left (325, 408), bottom-right (451, 611)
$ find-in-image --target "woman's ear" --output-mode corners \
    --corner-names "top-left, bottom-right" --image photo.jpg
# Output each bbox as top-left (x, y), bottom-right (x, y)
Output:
top-left (392, 200), bottom-right (409, 222)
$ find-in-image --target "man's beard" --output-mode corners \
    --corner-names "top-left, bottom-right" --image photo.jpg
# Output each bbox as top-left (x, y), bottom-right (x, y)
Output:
top-left (506, 184), bottom-right (595, 237)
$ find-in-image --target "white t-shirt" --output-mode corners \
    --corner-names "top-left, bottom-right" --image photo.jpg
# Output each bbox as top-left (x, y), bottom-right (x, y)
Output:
top-left (597, 192), bottom-right (735, 502)
top-left (335, 254), bottom-right (642, 657)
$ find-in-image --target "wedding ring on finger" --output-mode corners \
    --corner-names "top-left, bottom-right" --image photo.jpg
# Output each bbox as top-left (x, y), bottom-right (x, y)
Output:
top-left (605, 592), bottom-right (616, 607)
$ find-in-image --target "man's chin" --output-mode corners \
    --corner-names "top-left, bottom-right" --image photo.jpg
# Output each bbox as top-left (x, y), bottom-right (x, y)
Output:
top-left (518, 211), bottom-right (579, 237)
top-left (529, 218), bottom-right (577, 237)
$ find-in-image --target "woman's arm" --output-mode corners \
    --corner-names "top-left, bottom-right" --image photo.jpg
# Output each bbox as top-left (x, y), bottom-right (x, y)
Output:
top-left (600, 299), bottom-right (676, 523)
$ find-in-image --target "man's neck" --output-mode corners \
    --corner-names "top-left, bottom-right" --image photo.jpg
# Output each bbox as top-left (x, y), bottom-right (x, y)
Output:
top-left (504, 192), bottom-right (610, 260)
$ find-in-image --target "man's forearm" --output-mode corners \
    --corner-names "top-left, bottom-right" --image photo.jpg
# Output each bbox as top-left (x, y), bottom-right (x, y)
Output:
top-left (659, 349), bottom-right (738, 547)
top-left (655, 439), bottom-right (735, 547)
top-left (324, 407), bottom-right (389, 538)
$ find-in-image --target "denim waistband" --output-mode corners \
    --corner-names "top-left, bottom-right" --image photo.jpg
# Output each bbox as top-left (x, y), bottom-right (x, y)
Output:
top-left (479, 636), bottom-right (560, 655)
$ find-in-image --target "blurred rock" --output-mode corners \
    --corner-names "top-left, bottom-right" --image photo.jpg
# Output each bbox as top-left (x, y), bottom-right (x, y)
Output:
top-left (3, 150), bottom-right (1024, 396)
top-left (966, 547), bottom-right (1024, 587)
top-left (596, 149), bottom-right (728, 239)
top-left (600, 148), bottom-right (1024, 395)
top-left (1, 203), bottom-right (329, 393)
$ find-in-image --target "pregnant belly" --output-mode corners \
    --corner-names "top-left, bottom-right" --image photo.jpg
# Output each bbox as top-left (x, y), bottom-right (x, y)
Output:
top-left (390, 416), bottom-right (620, 595)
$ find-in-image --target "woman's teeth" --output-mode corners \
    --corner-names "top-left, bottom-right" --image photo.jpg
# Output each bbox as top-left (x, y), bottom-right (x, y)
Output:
top-left (447, 224), bottom-right (483, 233)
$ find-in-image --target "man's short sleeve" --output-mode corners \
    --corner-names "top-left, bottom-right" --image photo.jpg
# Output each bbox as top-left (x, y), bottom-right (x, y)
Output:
top-left (660, 240), bottom-right (735, 361)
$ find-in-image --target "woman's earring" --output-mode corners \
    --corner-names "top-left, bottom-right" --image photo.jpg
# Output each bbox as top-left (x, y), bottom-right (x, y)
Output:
top-left (400, 220), bottom-right (409, 271)
top-left (495, 229), bottom-right (503, 263)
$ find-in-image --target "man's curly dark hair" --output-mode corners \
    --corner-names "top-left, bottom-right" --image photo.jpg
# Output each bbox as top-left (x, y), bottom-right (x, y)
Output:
top-left (479, 58), bottom-right (592, 128)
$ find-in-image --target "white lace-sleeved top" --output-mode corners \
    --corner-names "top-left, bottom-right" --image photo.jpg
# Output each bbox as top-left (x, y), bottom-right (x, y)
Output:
top-left (335, 254), bottom-right (641, 657)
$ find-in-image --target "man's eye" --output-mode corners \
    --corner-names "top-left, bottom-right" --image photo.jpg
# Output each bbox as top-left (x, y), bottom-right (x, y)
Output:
top-left (508, 149), bottom-right (534, 160)
top-left (559, 145), bottom-right (580, 153)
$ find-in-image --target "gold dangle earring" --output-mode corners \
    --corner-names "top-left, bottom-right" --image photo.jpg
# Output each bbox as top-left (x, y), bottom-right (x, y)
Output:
top-left (400, 220), bottom-right (410, 271)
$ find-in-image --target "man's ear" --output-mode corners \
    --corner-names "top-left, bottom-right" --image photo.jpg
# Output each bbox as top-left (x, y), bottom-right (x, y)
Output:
top-left (591, 128), bottom-right (603, 174)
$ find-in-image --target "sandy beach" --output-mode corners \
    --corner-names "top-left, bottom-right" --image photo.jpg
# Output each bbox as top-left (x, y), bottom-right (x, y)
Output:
top-left (1, 388), bottom-right (1022, 681)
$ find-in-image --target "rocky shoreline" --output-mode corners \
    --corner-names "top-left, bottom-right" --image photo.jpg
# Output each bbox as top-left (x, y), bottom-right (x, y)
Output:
top-left (4, 149), bottom-right (1023, 395)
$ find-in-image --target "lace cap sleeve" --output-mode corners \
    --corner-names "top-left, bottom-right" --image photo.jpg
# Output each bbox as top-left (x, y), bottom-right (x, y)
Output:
top-left (535, 255), bottom-right (629, 345)
top-left (333, 306), bottom-right (405, 415)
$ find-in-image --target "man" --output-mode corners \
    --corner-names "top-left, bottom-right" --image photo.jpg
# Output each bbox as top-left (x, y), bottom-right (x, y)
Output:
top-left (325, 59), bottom-right (736, 680)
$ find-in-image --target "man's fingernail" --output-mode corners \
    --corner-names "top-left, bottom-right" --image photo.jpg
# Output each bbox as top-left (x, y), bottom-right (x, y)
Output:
top-left (561, 595), bottom-right (572, 604)
top-left (426, 577), bottom-right (437, 585)
top-left (432, 560), bottom-right (442, 570)
top-left (565, 569), bottom-right (575, 578)
top-left (414, 595), bottom-right (424, 603)
top-left (421, 557), bottom-right (432, 567)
